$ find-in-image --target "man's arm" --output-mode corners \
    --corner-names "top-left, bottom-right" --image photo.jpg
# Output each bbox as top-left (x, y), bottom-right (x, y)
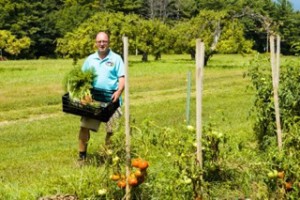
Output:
top-left (112, 76), bottom-right (125, 102)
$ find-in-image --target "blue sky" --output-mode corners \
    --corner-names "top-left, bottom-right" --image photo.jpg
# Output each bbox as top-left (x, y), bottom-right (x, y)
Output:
top-left (290, 0), bottom-right (300, 10)
top-left (275, 0), bottom-right (300, 10)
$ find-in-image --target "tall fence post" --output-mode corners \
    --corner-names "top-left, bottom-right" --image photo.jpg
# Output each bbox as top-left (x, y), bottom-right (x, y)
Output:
top-left (196, 39), bottom-right (204, 168)
top-left (270, 34), bottom-right (282, 151)
top-left (123, 36), bottom-right (131, 199)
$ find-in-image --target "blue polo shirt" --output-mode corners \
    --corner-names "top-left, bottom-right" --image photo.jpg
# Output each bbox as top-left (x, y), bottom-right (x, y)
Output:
top-left (82, 50), bottom-right (124, 91)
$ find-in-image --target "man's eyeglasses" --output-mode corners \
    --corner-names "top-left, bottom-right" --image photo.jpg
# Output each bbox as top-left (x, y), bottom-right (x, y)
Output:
top-left (96, 40), bottom-right (108, 44)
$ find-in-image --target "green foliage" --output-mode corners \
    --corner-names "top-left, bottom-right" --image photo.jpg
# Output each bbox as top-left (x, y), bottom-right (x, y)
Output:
top-left (56, 31), bottom-right (94, 63)
top-left (1, 0), bottom-right (300, 59)
top-left (198, 0), bottom-right (239, 11)
top-left (1, 55), bottom-right (300, 199)
top-left (171, 9), bottom-right (254, 64)
top-left (63, 65), bottom-right (96, 100)
top-left (172, 10), bottom-right (227, 54)
top-left (0, 30), bottom-right (11, 50)
top-left (272, 1), bottom-right (300, 55)
top-left (52, 4), bottom-right (94, 35)
top-left (101, 0), bottom-right (145, 14)
top-left (56, 12), bottom-right (171, 62)
top-left (282, 12), bottom-right (300, 55)
top-left (263, 124), bottom-right (300, 198)
top-left (0, 30), bottom-right (31, 57)
top-left (217, 20), bottom-right (254, 54)
top-left (246, 55), bottom-right (274, 149)
top-left (166, 0), bottom-right (199, 20)
top-left (291, 39), bottom-right (300, 55)
top-left (0, 0), bottom-right (65, 58)
top-left (134, 19), bottom-right (171, 60)
top-left (247, 54), bottom-right (300, 150)
top-left (247, 54), bottom-right (300, 198)
top-left (56, 12), bottom-right (125, 60)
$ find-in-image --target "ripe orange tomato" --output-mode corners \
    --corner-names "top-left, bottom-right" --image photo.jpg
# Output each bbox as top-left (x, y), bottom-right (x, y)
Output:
top-left (117, 180), bottom-right (126, 189)
top-left (277, 171), bottom-right (285, 179)
top-left (128, 176), bottom-right (138, 186)
top-left (131, 158), bottom-right (142, 168)
top-left (284, 182), bottom-right (293, 191)
top-left (138, 160), bottom-right (149, 170)
top-left (110, 174), bottom-right (120, 181)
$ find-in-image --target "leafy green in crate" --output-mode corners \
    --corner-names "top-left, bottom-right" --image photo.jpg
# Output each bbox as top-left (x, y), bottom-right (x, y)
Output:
top-left (63, 65), bottom-right (96, 103)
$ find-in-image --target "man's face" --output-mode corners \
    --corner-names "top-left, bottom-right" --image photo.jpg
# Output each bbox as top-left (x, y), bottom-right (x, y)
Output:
top-left (95, 33), bottom-right (109, 54)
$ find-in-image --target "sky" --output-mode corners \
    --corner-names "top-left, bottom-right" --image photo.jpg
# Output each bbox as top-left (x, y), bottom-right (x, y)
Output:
top-left (290, 0), bottom-right (300, 10)
top-left (275, 0), bottom-right (300, 10)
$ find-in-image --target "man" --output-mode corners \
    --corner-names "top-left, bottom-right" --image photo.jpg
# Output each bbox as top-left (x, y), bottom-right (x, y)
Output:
top-left (78, 32), bottom-right (125, 161)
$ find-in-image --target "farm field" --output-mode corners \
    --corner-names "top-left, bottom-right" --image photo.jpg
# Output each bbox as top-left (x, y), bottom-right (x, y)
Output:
top-left (0, 54), bottom-right (298, 199)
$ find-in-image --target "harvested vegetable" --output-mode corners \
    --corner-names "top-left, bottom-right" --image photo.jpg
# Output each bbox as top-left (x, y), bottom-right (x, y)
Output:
top-left (63, 65), bottom-right (96, 102)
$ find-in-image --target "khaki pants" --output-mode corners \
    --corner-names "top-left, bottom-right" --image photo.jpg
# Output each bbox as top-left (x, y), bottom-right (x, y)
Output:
top-left (80, 107), bottom-right (122, 132)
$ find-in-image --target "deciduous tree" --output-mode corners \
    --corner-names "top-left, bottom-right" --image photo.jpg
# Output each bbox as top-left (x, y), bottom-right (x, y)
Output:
top-left (0, 30), bottom-right (30, 58)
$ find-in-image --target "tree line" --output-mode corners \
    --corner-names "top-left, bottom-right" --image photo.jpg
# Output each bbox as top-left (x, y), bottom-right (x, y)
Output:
top-left (0, 0), bottom-right (299, 62)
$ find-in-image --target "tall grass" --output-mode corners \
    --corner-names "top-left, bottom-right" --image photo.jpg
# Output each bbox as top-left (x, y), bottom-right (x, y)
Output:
top-left (0, 54), bottom-right (296, 199)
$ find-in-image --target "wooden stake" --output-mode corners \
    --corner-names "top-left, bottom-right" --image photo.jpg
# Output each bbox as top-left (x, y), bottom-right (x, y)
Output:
top-left (270, 35), bottom-right (282, 150)
top-left (123, 36), bottom-right (131, 200)
top-left (196, 39), bottom-right (204, 168)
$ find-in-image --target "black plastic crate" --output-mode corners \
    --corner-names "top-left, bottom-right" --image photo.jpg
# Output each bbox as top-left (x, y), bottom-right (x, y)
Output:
top-left (91, 88), bottom-right (114, 102)
top-left (62, 93), bottom-right (119, 122)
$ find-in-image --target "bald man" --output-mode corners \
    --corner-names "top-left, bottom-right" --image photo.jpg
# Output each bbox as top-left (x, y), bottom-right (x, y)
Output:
top-left (78, 32), bottom-right (125, 163)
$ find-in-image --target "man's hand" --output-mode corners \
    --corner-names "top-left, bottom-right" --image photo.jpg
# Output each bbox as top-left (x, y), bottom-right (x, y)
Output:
top-left (112, 90), bottom-right (122, 102)
top-left (112, 76), bottom-right (125, 102)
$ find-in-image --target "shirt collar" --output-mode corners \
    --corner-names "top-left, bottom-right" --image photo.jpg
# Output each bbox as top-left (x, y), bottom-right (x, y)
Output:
top-left (93, 49), bottom-right (111, 61)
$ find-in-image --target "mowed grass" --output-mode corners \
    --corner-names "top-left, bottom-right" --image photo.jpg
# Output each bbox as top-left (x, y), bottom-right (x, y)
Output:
top-left (1, 53), bottom-right (293, 199)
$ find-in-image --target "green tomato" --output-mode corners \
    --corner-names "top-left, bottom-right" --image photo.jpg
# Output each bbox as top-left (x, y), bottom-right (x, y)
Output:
top-left (267, 172), bottom-right (274, 178)
top-left (98, 189), bottom-right (107, 195)
top-left (187, 125), bottom-right (195, 131)
top-left (112, 156), bottom-right (120, 163)
top-left (267, 170), bottom-right (278, 179)
top-left (184, 178), bottom-right (192, 184)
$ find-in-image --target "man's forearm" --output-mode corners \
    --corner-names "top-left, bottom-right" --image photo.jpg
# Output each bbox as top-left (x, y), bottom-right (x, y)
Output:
top-left (117, 76), bottom-right (125, 93)
top-left (112, 76), bottom-right (125, 102)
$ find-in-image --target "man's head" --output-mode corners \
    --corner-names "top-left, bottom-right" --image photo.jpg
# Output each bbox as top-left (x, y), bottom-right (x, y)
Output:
top-left (95, 32), bottom-right (110, 58)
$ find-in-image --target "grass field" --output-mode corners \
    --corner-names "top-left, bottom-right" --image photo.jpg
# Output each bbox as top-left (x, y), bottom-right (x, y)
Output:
top-left (0, 54), bottom-right (297, 199)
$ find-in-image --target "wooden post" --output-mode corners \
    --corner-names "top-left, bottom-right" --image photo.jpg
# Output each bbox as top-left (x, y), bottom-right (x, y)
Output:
top-left (270, 35), bottom-right (282, 150)
top-left (196, 39), bottom-right (204, 168)
top-left (123, 36), bottom-right (131, 199)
